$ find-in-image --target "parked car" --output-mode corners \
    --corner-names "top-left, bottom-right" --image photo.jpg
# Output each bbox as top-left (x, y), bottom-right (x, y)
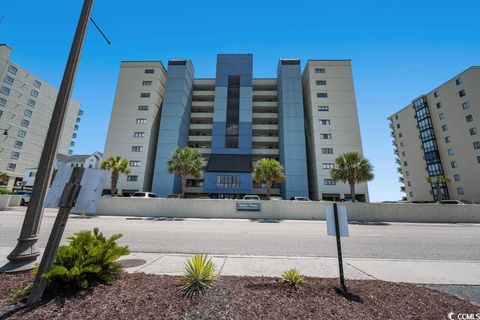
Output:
top-left (243, 195), bottom-right (260, 201)
top-left (440, 200), bottom-right (465, 205)
top-left (131, 192), bottom-right (158, 198)
top-left (270, 196), bottom-right (283, 201)
top-left (13, 190), bottom-right (31, 206)
top-left (290, 196), bottom-right (310, 201)
top-left (339, 198), bottom-right (360, 203)
top-left (167, 194), bottom-right (183, 199)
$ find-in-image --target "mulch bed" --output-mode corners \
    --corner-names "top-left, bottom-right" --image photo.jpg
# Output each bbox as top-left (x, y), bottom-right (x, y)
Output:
top-left (0, 272), bottom-right (478, 319)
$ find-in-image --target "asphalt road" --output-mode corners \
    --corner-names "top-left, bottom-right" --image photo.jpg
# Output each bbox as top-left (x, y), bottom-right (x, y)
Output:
top-left (1, 208), bottom-right (479, 261)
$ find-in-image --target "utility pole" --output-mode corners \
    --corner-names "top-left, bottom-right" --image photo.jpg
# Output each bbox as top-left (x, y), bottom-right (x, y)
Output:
top-left (1, 0), bottom-right (94, 273)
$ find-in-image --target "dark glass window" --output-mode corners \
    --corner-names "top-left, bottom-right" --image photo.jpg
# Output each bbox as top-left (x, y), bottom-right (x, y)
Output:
top-left (225, 75), bottom-right (240, 148)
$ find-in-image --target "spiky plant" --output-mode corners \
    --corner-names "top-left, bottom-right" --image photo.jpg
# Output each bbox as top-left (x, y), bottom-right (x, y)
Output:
top-left (181, 254), bottom-right (217, 298)
top-left (281, 268), bottom-right (305, 288)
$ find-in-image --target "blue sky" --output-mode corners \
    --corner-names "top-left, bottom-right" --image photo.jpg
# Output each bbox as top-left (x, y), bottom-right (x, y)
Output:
top-left (1, 0), bottom-right (479, 201)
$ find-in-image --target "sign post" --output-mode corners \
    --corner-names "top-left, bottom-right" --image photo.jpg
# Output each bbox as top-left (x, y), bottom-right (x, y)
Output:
top-left (326, 202), bottom-right (349, 294)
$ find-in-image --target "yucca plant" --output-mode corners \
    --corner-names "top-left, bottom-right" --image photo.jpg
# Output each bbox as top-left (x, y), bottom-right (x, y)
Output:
top-left (181, 254), bottom-right (217, 298)
top-left (42, 228), bottom-right (130, 290)
top-left (281, 268), bottom-right (305, 288)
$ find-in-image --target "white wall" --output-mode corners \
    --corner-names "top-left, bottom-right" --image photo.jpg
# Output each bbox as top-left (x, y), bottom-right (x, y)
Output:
top-left (96, 198), bottom-right (480, 223)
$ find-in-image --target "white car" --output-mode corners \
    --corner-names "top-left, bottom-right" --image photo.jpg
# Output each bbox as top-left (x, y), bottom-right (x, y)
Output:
top-left (243, 195), bottom-right (260, 201)
top-left (131, 192), bottom-right (158, 199)
top-left (13, 191), bottom-right (31, 206)
top-left (290, 196), bottom-right (310, 201)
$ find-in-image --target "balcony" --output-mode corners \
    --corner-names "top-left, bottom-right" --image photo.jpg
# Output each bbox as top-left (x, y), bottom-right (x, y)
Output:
top-left (399, 176), bottom-right (404, 183)
top-left (252, 148), bottom-right (279, 156)
top-left (190, 123), bottom-right (213, 130)
top-left (252, 112), bottom-right (278, 120)
top-left (252, 124), bottom-right (278, 131)
top-left (190, 112), bottom-right (213, 119)
top-left (397, 167), bottom-right (403, 174)
top-left (395, 158), bottom-right (401, 165)
top-left (191, 147), bottom-right (211, 155)
top-left (400, 186), bottom-right (406, 192)
top-left (192, 101), bottom-right (214, 108)
top-left (252, 136), bottom-right (278, 143)
top-left (252, 187), bottom-right (281, 195)
top-left (253, 101), bottom-right (277, 108)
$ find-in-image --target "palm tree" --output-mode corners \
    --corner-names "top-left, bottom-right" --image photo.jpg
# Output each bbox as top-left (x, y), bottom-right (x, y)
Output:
top-left (425, 174), bottom-right (451, 202)
top-left (167, 147), bottom-right (203, 198)
top-left (101, 156), bottom-right (131, 196)
top-left (253, 158), bottom-right (285, 200)
top-left (0, 172), bottom-right (8, 186)
top-left (330, 152), bottom-right (374, 201)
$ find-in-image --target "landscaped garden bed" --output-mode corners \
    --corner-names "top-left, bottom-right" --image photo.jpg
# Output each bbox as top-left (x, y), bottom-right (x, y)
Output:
top-left (1, 272), bottom-right (477, 320)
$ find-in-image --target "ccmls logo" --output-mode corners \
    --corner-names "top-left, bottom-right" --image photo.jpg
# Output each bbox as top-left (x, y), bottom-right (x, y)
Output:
top-left (448, 312), bottom-right (480, 320)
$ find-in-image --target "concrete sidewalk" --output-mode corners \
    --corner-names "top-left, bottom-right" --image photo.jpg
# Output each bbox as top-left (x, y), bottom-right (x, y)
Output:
top-left (2, 247), bottom-right (479, 285)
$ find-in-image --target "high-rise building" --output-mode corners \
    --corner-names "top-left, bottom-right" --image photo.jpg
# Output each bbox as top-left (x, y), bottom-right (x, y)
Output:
top-left (104, 54), bottom-right (368, 201)
top-left (389, 67), bottom-right (480, 203)
top-left (0, 44), bottom-right (82, 188)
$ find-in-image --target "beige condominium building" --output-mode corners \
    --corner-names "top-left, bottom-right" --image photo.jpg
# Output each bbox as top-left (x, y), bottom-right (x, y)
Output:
top-left (104, 55), bottom-right (368, 201)
top-left (103, 61), bottom-right (167, 194)
top-left (389, 67), bottom-right (480, 203)
top-left (0, 44), bottom-right (82, 188)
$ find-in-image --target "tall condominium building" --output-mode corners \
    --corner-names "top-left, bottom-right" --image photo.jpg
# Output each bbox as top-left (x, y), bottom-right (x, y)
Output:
top-left (104, 54), bottom-right (368, 201)
top-left (389, 67), bottom-right (480, 203)
top-left (0, 44), bottom-right (82, 188)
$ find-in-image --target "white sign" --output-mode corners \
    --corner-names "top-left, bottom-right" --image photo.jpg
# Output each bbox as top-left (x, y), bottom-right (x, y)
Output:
top-left (326, 205), bottom-right (349, 237)
top-left (45, 165), bottom-right (107, 213)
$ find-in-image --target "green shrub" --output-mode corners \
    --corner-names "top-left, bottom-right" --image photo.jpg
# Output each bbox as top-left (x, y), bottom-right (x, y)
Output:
top-left (10, 284), bottom-right (32, 303)
top-left (0, 187), bottom-right (11, 194)
top-left (42, 228), bottom-right (130, 290)
top-left (281, 268), bottom-right (305, 287)
top-left (181, 254), bottom-right (217, 298)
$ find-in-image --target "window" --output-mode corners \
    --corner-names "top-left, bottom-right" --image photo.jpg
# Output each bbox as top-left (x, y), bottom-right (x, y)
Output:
top-left (478, 156), bottom-right (480, 164)
top-left (466, 114), bottom-right (473, 123)
top-left (127, 175), bottom-right (138, 182)
top-left (140, 92), bottom-right (151, 98)
top-left (29, 172), bottom-right (36, 177)
top-left (445, 136), bottom-right (451, 143)
top-left (131, 146), bottom-right (143, 152)
top-left (1, 86), bottom-right (11, 95)
top-left (144, 69), bottom-right (154, 74)
top-left (33, 80), bottom-right (41, 88)
top-left (436, 102), bottom-right (442, 109)
top-left (404, 161), bottom-right (408, 166)
top-left (314, 68), bottom-right (325, 73)
top-left (409, 191), bottom-right (414, 198)
top-left (136, 118), bottom-right (147, 124)
top-left (129, 161), bottom-right (141, 167)
top-left (454, 174), bottom-right (461, 182)
top-left (31, 89), bottom-right (39, 98)
top-left (407, 181), bottom-right (411, 187)
top-left (4, 75), bottom-right (14, 85)
top-left (470, 128), bottom-right (477, 136)
top-left (216, 175), bottom-right (240, 188)
top-left (457, 187), bottom-right (464, 195)
top-left (142, 80), bottom-right (152, 86)
top-left (7, 163), bottom-right (16, 171)
top-left (225, 75), bottom-right (240, 148)
top-left (324, 179), bottom-right (336, 185)
top-left (21, 119), bottom-right (29, 128)
top-left (451, 161), bottom-right (457, 168)
top-left (405, 171), bottom-right (410, 176)
top-left (397, 123), bottom-right (400, 129)
top-left (321, 148), bottom-right (333, 154)
top-left (442, 124), bottom-right (448, 131)
top-left (434, 90), bottom-right (439, 98)
top-left (0, 97), bottom-right (6, 106)
top-left (138, 105), bottom-right (149, 111)
top-left (318, 106), bottom-right (329, 112)
top-left (17, 130), bottom-right (26, 138)
top-left (319, 119), bottom-right (331, 125)
top-left (322, 163), bottom-right (334, 169)
top-left (14, 140), bottom-right (23, 149)
top-left (320, 133), bottom-right (332, 139)
top-left (402, 151), bottom-right (406, 157)
top-left (456, 78), bottom-right (463, 85)
top-left (133, 132), bottom-right (145, 138)
top-left (8, 65), bottom-right (18, 75)
top-left (317, 92), bottom-right (328, 98)
top-left (316, 80), bottom-right (326, 85)
top-left (24, 109), bottom-right (33, 117)
top-left (0, 110), bottom-right (2, 118)
top-left (447, 148), bottom-right (454, 156)
top-left (72, 133), bottom-right (77, 138)
top-left (462, 102), bottom-right (470, 110)
top-left (400, 141), bottom-right (404, 147)
top-left (395, 115), bottom-right (398, 120)
top-left (75, 124), bottom-right (79, 130)
top-left (27, 99), bottom-right (36, 107)
top-left (439, 113), bottom-right (445, 120)
top-left (10, 151), bottom-right (20, 159)
top-left (398, 132), bottom-right (403, 138)
top-left (474, 141), bottom-right (480, 149)
top-left (70, 141), bottom-right (75, 147)
top-left (459, 90), bottom-right (466, 97)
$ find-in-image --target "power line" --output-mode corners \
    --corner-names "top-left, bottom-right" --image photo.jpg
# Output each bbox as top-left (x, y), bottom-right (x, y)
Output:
top-left (89, 17), bottom-right (111, 45)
